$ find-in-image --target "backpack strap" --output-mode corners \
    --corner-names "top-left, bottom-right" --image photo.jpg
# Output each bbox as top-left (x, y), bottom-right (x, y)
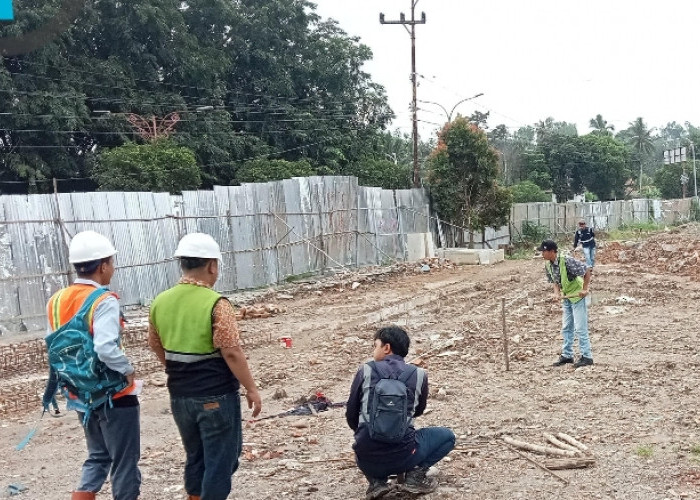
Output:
top-left (397, 364), bottom-right (424, 419)
top-left (73, 287), bottom-right (112, 331)
top-left (359, 361), bottom-right (374, 425)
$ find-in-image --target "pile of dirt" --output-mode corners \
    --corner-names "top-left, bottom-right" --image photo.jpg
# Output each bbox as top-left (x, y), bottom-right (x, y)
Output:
top-left (598, 223), bottom-right (700, 279)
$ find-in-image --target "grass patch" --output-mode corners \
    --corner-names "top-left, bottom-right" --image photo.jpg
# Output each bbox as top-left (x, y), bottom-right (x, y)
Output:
top-left (607, 222), bottom-right (667, 241)
top-left (690, 444), bottom-right (700, 456)
top-left (506, 247), bottom-right (536, 260)
top-left (284, 271), bottom-right (316, 283)
top-left (635, 445), bottom-right (654, 458)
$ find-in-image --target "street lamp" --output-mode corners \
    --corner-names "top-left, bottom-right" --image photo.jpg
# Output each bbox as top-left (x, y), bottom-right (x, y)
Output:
top-left (419, 92), bottom-right (484, 123)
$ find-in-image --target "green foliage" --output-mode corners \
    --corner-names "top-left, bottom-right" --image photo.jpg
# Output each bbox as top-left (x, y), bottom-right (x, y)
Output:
top-left (607, 221), bottom-right (665, 240)
top-left (584, 191), bottom-right (599, 202)
top-left (510, 181), bottom-right (550, 203)
top-left (579, 133), bottom-right (630, 201)
top-left (93, 140), bottom-right (200, 193)
top-left (635, 445), bottom-right (654, 458)
top-left (516, 220), bottom-right (550, 245)
top-left (589, 114), bottom-right (615, 136)
top-left (691, 198), bottom-right (700, 222)
top-left (236, 159), bottom-right (316, 183)
top-left (640, 185), bottom-right (662, 199)
top-left (344, 158), bottom-right (411, 190)
top-left (654, 164), bottom-right (684, 199)
top-left (0, 0), bottom-right (394, 190)
top-left (426, 117), bottom-right (512, 244)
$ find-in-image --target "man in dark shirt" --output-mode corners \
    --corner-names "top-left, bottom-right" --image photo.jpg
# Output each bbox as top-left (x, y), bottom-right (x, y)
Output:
top-left (538, 240), bottom-right (593, 368)
top-left (574, 219), bottom-right (596, 268)
top-left (346, 326), bottom-right (455, 499)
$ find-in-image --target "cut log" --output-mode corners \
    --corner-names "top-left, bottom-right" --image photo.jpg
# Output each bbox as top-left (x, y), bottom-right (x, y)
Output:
top-left (543, 433), bottom-right (581, 453)
top-left (502, 436), bottom-right (579, 457)
top-left (556, 432), bottom-right (589, 452)
top-left (544, 458), bottom-right (596, 470)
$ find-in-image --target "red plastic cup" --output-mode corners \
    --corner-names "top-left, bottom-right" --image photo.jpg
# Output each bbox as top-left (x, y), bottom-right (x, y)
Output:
top-left (279, 337), bottom-right (293, 348)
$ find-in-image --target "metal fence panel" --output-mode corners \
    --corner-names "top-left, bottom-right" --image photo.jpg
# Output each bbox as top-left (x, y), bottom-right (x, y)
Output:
top-left (0, 178), bottom-right (433, 334)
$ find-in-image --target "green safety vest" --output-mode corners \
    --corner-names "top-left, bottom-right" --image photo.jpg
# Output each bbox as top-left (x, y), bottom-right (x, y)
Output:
top-left (546, 254), bottom-right (584, 304)
top-left (150, 283), bottom-right (222, 354)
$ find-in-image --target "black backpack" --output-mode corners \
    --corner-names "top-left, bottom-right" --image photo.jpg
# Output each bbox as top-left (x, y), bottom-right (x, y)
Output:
top-left (361, 362), bottom-right (421, 443)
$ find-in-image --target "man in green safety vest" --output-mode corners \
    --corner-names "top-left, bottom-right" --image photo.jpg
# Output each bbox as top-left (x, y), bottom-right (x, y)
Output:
top-left (538, 240), bottom-right (594, 368)
top-left (148, 233), bottom-right (262, 500)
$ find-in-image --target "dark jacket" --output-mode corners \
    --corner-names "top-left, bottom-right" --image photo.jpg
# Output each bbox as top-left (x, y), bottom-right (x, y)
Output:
top-left (346, 354), bottom-right (429, 464)
top-left (574, 227), bottom-right (596, 248)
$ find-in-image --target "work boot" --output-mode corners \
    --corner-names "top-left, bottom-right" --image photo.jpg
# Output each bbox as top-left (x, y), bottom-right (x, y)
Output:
top-left (187, 496), bottom-right (201, 500)
top-left (552, 356), bottom-right (573, 367)
top-left (71, 492), bottom-right (96, 500)
top-left (402, 467), bottom-right (437, 494)
top-left (365, 477), bottom-right (391, 500)
top-left (574, 356), bottom-right (594, 368)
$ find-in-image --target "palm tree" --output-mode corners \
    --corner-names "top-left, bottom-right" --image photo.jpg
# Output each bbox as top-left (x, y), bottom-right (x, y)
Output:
top-left (626, 117), bottom-right (655, 192)
top-left (589, 114), bottom-right (615, 135)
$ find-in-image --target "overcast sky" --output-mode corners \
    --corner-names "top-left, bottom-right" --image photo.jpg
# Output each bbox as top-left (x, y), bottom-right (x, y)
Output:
top-left (311, 0), bottom-right (699, 140)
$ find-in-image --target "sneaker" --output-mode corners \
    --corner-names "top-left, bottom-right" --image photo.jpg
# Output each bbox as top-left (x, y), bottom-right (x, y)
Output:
top-left (402, 467), bottom-right (437, 494)
top-left (574, 356), bottom-right (594, 368)
top-left (552, 356), bottom-right (574, 367)
top-left (365, 478), bottom-right (391, 500)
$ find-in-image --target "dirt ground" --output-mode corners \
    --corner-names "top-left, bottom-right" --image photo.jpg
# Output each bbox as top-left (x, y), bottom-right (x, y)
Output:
top-left (3, 225), bottom-right (700, 500)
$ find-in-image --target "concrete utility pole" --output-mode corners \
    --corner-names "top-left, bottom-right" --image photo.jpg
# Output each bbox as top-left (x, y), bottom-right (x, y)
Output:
top-left (380, 1), bottom-right (426, 188)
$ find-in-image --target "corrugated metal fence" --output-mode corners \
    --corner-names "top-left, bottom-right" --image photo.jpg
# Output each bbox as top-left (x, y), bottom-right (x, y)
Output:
top-left (0, 176), bottom-right (430, 334)
top-left (510, 198), bottom-right (696, 240)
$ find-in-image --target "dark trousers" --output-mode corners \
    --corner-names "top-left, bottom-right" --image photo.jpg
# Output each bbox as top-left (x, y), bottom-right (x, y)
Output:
top-left (171, 391), bottom-right (243, 500)
top-left (357, 426), bottom-right (456, 480)
top-left (77, 405), bottom-right (141, 500)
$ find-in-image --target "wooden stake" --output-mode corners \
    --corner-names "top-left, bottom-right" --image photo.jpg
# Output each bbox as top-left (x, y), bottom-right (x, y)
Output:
top-left (502, 298), bottom-right (510, 371)
top-left (503, 442), bottom-right (570, 485)
top-left (502, 436), bottom-right (580, 457)
top-left (556, 432), bottom-right (589, 452)
top-left (543, 433), bottom-right (581, 453)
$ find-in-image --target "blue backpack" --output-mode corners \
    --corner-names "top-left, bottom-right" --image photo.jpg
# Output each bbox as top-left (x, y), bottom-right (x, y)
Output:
top-left (43, 287), bottom-right (128, 425)
top-left (361, 362), bottom-right (424, 444)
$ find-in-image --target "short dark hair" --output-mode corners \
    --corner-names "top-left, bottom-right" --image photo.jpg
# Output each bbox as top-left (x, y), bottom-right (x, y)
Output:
top-left (374, 326), bottom-right (410, 358)
top-left (179, 257), bottom-right (211, 270)
top-left (74, 257), bottom-right (110, 277)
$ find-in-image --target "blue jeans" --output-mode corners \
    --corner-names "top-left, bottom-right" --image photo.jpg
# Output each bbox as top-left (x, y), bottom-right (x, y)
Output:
top-left (170, 391), bottom-right (242, 500)
top-left (583, 246), bottom-right (596, 268)
top-left (77, 405), bottom-right (141, 500)
top-left (356, 427), bottom-right (455, 479)
top-left (561, 298), bottom-right (592, 359)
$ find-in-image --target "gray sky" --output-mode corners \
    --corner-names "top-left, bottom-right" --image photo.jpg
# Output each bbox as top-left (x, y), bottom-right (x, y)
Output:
top-left (312, 0), bottom-right (699, 140)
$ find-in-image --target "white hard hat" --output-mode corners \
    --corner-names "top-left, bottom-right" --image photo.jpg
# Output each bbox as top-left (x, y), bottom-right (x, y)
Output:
top-left (69, 231), bottom-right (118, 263)
top-left (174, 233), bottom-right (222, 260)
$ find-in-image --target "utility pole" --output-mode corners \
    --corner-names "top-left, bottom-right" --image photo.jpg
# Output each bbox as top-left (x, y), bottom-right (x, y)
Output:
top-left (690, 142), bottom-right (698, 198)
top-left (380, 1), bottom-right (426, 188)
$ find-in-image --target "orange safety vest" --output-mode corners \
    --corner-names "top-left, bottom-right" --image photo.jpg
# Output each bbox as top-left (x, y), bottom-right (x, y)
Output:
top-left (47, 284), bottom-right (121, 332)
top-left (47, 284), bottom-right (132, 399)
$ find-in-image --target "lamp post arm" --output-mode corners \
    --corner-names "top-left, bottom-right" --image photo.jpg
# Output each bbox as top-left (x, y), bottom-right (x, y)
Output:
top-left (448, 92), bottom-right (484, 121)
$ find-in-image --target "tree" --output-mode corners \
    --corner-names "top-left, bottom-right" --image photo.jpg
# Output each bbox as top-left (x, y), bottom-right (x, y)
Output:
top-left (654, 163), bottom-right (684, 199)
top-left (579, 133), bottom-right (630, 200)
top-left (235, 159), bottom-right (316, 183)
top-left (589, 114), bottom-right (615, 135)
top-left (620, 117), bottom-right (656, 192)
top-left (510, 181), bottom-right (551, 203)
top-left (0, 0), bottom-right (394, 191)
top-left (93, 140), bottom-right (200, 193)
top-left (426, 117), bottom-right (511, 247)
top-left (343, 158), bottom-right (411, 190)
